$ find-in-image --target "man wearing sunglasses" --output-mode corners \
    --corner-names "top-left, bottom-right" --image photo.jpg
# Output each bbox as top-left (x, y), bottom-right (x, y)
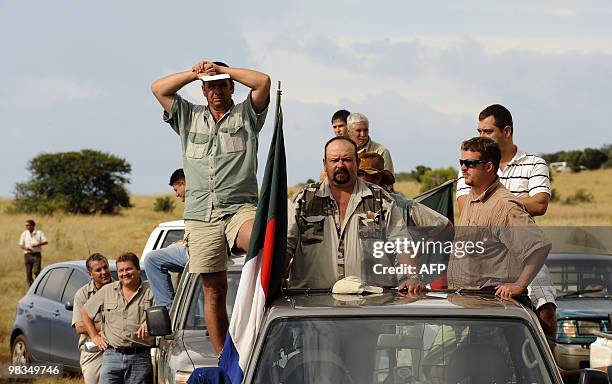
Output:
top-left (448, 137), bottom-right (551, 301)
top-left (455, 104), bottom-right (557, 339)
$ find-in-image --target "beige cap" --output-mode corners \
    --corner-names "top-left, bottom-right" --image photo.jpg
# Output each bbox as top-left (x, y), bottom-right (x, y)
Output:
top-left (332, 276), bottom-right (384, 295)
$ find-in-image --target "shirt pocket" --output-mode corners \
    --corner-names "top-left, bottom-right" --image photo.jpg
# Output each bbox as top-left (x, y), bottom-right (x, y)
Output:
top-left (219, 124), bottom-right (246, 154)
top-left (301, 215), bottom-right (326, 245)
top-left (186, 132), bottom-right (209, 159)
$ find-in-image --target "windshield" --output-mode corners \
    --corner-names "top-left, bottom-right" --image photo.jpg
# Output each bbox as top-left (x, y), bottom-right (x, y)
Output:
top-left (547, 257), bottom-right (612, 297)
top-left (252, 317), bottom-right (553, 384)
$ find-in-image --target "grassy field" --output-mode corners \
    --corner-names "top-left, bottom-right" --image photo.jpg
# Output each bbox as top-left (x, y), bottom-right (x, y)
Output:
top-left (0, 168), bottom-right (610, 382)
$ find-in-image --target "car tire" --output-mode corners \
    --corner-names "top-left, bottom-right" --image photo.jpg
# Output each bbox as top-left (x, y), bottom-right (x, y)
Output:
top-left (11, 334), bottom-right (30, 365)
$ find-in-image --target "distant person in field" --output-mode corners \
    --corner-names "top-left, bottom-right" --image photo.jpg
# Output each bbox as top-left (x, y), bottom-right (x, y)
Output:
top-left (72, 253), bottom-right (113, 384)
top-left (18, 219), bottom-right (48, 286)
top-left (455, 104), bottom-right (557, 338)
top-left (331, 109), bottom-right (350, 137)
top-left (347, 112), bottom-right (395, 174)
top-left (143, 169), bottom-right (188, 309)
top-left (151, 60), bottom-right (271, 354)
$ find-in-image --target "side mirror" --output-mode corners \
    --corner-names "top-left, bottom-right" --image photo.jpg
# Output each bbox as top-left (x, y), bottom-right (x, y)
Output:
top-left (578, 369), bottom-right (609, 384)
top-left (146, 306), bottom-right (172, 337)
top-left (64, 301), bottom-right (73, 311)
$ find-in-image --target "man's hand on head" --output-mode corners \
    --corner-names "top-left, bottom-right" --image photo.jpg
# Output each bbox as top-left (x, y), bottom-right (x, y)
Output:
top-left (192, 61), bottom-right (225, 76)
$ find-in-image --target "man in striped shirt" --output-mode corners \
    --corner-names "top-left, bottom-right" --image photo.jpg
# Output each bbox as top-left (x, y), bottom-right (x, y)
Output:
top-left (455, 104), bottom-right (557, 339)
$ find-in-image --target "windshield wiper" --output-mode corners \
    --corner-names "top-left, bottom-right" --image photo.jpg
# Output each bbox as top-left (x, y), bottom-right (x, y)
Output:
top-left (557, 288), bottom-right (605, 299)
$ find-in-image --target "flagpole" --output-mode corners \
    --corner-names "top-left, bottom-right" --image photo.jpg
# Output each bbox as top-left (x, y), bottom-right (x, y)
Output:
top-left (275, 81), bottom-right (282, 118)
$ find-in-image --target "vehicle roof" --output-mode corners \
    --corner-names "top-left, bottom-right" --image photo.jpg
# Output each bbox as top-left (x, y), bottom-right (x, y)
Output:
top-left (156, 219), bottom-right (185, 228)
top-left (547, 252), bottom-right (612, 261)
top-left (40, 260), bottom-right (118, 271)
top-left (266, 292), bottom-right (536, 321)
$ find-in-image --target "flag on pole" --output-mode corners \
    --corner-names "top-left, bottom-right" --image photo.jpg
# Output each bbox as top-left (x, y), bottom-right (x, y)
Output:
top-left (215, 84), bottom-right (287, 384)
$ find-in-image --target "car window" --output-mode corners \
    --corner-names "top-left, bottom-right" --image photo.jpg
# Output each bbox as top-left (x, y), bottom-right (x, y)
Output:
top-left (252, 317), bottom-right (554, 384)
top-left (61, 269), bottom-right (90, 303)
top-left (34, 269), bottom-right (51, 295)
top-left (548, 257), bottom-right (612, 295)
top-left (184, 271), bottom-right (241, 329)
top-left (160, 229), bottom-right (184, 249)
top-left (40, 268), bottom-right (71, 302)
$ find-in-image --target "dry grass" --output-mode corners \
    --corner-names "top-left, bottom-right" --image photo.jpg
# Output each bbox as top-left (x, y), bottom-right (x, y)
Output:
top-left (0, 194), bottom-right (182, 383)
top-left (0, 169), bottom-right (610, 381)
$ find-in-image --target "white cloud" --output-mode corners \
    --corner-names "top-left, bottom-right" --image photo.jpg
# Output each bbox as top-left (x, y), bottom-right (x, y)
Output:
top-left (13, 77), bottom-right (102, 108)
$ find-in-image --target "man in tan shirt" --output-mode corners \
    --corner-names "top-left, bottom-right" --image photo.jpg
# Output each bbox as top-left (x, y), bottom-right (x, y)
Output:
top-left (347, 112), bottom-right (395, 174)
top-left (72, 253), bottom-right (113, 384)
top-left (81, 252), bottom-right (154, 384)
top-left (448, 137), bottom-right (551, 299)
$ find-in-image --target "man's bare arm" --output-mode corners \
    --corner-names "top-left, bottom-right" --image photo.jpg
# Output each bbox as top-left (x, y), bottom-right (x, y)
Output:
top-left (80, 307), bottom-right (108, 350)
top-left (151, 71), bottom-right (199, 114)
top-left (74, 321), bottom-right (101, 335)
top-left (517, 192), bottom-right (550, 217)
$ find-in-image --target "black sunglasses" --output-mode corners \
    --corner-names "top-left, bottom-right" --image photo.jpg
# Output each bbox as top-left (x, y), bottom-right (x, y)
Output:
top-left (459, 159), bottom-right (490, 168)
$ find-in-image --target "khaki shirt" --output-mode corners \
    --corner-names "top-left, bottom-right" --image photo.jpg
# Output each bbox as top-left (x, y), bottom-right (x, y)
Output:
top-left (358, 138), bottom-right (394, 174)
top-left (164, 93), bottom-right (268, 220)
top-left (287, 179), bottom-right (409, 288)
top-left (72, 280), bottom-right (107, 365)
top-left (85, 280), bottom-right (155, 348)
top-left (448, 180), bottom-right (551, 288)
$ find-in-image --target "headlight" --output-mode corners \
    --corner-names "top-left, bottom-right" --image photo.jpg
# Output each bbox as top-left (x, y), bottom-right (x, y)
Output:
top-left (559, 320), bottom-right (578, 338)
top-left (175, 370), bottom-right (192, 384)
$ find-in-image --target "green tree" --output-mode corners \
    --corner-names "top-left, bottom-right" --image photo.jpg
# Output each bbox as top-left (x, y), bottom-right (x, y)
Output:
top-left (11, 149), bottom-right (132, 214)
top-left (581, 148), bottom-right (608, 170)
top-left (420, 167), bottom-right (457, 192)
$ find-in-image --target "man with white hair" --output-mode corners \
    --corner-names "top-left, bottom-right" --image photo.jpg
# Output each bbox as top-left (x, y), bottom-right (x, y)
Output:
top-left (347, 112), bottom-right (394, 174)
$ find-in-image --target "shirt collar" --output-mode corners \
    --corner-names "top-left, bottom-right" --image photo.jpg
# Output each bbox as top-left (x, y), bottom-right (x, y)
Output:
top-left (507, 147), bottom-right (527, 165)
top-left (203, 100), bottom-right (236, 122)
top-left (470, 178), bottom-right (502, 203)
top-left (317, 178), bottom-right (373, 199)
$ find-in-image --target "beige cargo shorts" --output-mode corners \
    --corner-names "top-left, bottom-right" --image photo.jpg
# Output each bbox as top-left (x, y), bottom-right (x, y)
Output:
top-left (185, 206), bottom-right (256, 274)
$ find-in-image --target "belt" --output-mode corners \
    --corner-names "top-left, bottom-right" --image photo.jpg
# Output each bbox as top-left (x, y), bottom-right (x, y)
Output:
top-left (108, 345), bottom-right (151, 354)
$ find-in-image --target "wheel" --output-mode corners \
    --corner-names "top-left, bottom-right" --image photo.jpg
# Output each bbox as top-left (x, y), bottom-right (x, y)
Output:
top-left (11, 334), bottom-right (30, 365)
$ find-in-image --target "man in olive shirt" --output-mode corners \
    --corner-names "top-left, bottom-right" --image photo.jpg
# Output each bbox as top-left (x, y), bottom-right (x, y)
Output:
top-left (151, 60), bottom-right (270, 353)
top-left (447, 137), bottom-right (551, 299)
top-left (72, 253), bottom-right (112, 384)
top-left (81, 252), bottom-right (155, 384)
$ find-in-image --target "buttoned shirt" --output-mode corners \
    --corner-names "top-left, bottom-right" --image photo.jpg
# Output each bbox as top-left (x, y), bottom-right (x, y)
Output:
top-left (448, 180), bottom-right (551, 288)
top-left (456, 148), bottom-right (551, 198)
top-left (84, 280), bottom-right (155, 348)
top-left (358, 138), bottom-right (395, 174)
top-left (287, 179), bottom-right (409, 289)
top-left (164, 93), bottom-right (268, 220)
top-left (18, 229), bottom-right (47, 254)
top-left (72, 280), bottom-right (109, 365)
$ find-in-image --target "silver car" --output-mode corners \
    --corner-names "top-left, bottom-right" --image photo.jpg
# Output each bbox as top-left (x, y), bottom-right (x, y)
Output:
top-left (241, 291), bottom-right (566, 383)
top-left (153, 257), bottom-right (243, 384)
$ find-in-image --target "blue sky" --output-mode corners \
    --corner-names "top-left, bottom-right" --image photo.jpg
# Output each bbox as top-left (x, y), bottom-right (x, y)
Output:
top-left (1, 1), bottom-right (611, 197)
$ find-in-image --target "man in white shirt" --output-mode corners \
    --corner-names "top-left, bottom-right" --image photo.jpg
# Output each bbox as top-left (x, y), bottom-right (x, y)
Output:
top-left (18, 219), bottom-right (48, 286)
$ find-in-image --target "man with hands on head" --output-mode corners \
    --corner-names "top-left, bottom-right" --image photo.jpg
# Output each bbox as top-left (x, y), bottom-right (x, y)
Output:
top-left (72, 253), bottom-right (113, 384)
top-left (80, 252), bottom-right (154, 384)
top-left (151, 60), bottom-right (270, 354)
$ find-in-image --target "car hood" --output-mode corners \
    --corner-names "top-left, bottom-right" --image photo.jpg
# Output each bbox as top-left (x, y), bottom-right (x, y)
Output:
top-left (182, 330), bottom-right (219, 368)
top-left (557, 298), bottom-right (612, 318)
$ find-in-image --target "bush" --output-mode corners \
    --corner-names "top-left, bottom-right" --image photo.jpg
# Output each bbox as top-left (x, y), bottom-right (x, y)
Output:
top-left (10, 149), bottom-right (132, 215)
top-left (562, 189), bottom-right (594, 205)
top-left (420, 167), bottom-right (457, 192)
top-left (154, 196), bottom-right (175, 213)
